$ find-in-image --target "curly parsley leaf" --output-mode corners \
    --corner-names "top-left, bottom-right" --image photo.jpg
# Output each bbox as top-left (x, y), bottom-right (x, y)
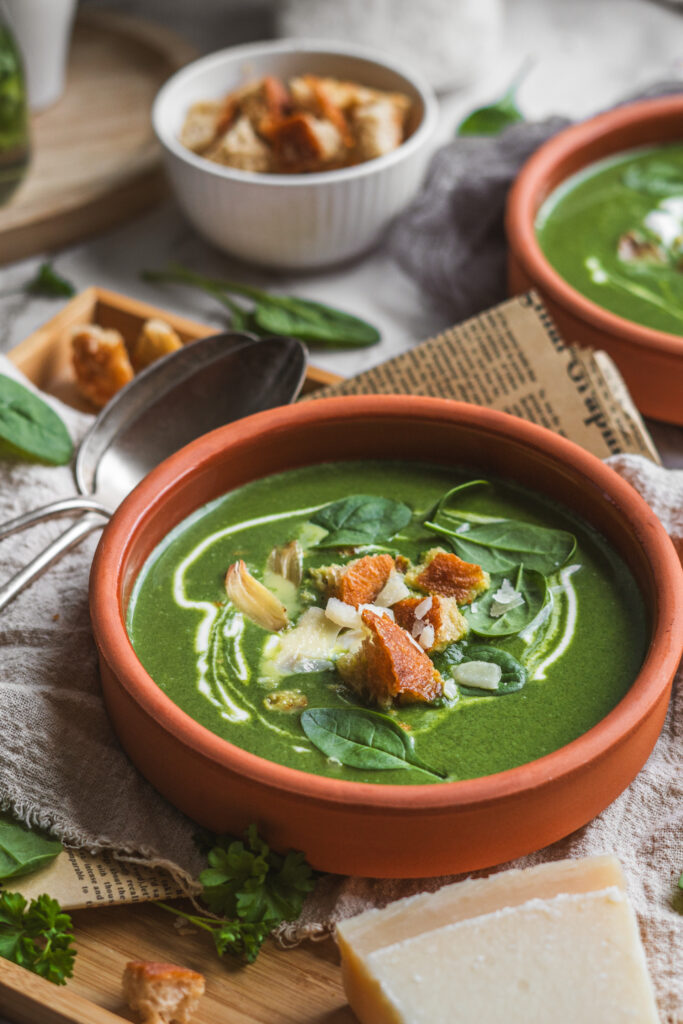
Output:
top-left (0, 892), bottom-right (75, 985)
top-left (157, 824), bottom-right (316, 964)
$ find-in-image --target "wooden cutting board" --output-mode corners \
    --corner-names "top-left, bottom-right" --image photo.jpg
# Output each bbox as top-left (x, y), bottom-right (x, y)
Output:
top-left (0, 11), bottom-right (197, 264)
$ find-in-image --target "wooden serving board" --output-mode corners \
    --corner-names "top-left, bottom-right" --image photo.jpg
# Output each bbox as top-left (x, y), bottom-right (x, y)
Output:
top-left (2, 288), bottom-right (345, 1023)
top-left (0, 11), bottom-right (197, 264)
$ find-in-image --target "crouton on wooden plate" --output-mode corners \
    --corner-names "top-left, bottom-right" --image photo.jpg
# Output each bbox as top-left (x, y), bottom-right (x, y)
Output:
top-left (337, 608), bottom-right (442, 707)
top-left (123, 961), bottom-right (205, 1024)
top-left (71, 324), bottom-right (134, 408)
top-left (406, 548), bottom-right (490, 604)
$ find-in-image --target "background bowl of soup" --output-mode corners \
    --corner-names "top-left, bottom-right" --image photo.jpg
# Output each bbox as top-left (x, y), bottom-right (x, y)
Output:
top-left (89, 396), bottom-right (683, 878)
top-left (506, 95), bottom-right (683, 426)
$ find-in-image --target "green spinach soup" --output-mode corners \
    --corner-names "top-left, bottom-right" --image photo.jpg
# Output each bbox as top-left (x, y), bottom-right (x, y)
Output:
top-left (536, 143), bottom-right (683, 335)
top-left (126, 461), bottom-right (646, 785)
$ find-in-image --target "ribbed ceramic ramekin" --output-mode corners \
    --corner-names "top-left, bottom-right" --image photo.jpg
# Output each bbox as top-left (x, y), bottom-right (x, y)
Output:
top-left (152, 39), bottom-right (438, 270)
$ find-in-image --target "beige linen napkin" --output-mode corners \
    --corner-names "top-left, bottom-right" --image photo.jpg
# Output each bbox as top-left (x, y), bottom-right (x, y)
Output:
top-left (0, 356), bottom-right (680, 1019)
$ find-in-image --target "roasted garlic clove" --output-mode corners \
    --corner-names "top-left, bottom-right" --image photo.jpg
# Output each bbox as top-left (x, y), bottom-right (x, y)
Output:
top-left (266, 539), bottom-right (303, 585)
top-left (225, 560), bottom-right (289, 631)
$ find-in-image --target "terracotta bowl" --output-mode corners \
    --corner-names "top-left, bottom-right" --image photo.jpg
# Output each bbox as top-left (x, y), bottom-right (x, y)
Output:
top-left (506, 95), bottom-right (683, 426)
top-left (89, 396), bottom-right (683, 878)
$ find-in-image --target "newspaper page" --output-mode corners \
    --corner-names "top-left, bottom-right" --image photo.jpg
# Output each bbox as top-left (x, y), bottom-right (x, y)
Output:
top-left (10, 292), bottom-right (658, 912)
top-left (306, 291), bottom-right (659, 464)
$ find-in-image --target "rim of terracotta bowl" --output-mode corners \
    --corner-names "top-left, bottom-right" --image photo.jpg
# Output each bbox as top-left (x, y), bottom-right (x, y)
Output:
top-left (90, 395), bottom-right (683, 813)
top-left (152, 37), bottom-right (439, 187)
top-left (506, 94), bottom-right (683, 358)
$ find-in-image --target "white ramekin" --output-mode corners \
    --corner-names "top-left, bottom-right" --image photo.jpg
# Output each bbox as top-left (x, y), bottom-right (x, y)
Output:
top-left (152, 39), bottom-right (439, 270)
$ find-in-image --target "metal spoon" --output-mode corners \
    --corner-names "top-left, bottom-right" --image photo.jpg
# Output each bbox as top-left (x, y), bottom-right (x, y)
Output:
top-left (0, 332), bottom-right (307, 611)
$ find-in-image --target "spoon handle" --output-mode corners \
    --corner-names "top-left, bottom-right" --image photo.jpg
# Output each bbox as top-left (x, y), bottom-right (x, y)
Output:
top-left (0, 513), bottom-right (105, 613)
top-left (0, 497), bottom-right (111, 542)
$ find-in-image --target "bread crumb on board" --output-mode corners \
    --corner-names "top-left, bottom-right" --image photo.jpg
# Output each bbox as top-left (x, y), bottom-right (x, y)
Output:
top-left (122, 961), bottom-right (205, 1024)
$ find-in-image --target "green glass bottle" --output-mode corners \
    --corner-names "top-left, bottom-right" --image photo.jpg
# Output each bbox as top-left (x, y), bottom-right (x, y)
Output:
top-left (0, 9), bottom-right (29, 204)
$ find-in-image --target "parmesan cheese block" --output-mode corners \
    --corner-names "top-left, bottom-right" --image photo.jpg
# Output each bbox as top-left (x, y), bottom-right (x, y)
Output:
top-left (337, 857), bottom-right (660, 1024)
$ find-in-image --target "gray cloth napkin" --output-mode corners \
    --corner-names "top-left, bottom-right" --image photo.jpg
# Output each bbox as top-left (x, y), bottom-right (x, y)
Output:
top-left (389, 81), bottom-right (683, 322)
top-left (0, 356), bottom-right (204, 886)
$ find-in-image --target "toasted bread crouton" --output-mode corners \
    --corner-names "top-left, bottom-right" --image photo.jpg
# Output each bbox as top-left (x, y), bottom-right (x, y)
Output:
top-left (393, 595), bottom-right (468, 651)
top-left (206, 115), bottom-right (272, 172)
top-left (123, 961), bottom-right (205, 1024)
top-left (311, 554), bottom-right (395, 607)
top-left (406, 548), bottom-right (489, 605)
top-left (238, 75), bottom-right (290, 129)
top-left (269, 112), bottom-right (345, 171)
top-left (337, 608), bottom-right (442, 707)
top-left (71, 324), bottom-right (134, 407)
top-left (131, 318), bottom-right (183, 372)
top-left (179, 100), bottom-right (222, 153)
top-left (352, 98), bottom-right (405, 161)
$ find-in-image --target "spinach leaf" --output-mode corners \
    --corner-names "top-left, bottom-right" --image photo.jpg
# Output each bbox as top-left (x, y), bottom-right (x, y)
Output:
top-left (456, 65), bottom-right (528, 137)
top-left (0, 375), bottom-right (73, 465)
top-left (465, 566), bottom-right (547, 638)
top-left (300, 707), bottom-right (446, 779)
top-left (623, 162), bottom-right (683, 198)
top-left (426, 517), bottom-right (575, 575)
top-left (431, 641), bottom-right (467, 678)
top-left (423, 479), bottom-right (490, 524)
top-left (252, 296), bottom-right (380, 348)
top-left (455, 645), bottom-right (528, 696)
top-left (0, 814), bottom-right (63, 881)
top-left (24, 263), bottom-right (76, 299)
top-left (311, 494), bottom-right (412, 548)
top-left (143, 264), bottom-right (381, 349)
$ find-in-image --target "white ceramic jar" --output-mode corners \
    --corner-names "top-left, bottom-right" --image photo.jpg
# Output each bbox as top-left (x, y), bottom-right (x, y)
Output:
top-left (152, 39), bottom-right (439, 270)
top-left (3, 0), bottom-right (76, 111)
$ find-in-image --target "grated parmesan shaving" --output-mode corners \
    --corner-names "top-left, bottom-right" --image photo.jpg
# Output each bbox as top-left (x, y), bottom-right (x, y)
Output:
top-left (414, 595), bottom-right (433, 619)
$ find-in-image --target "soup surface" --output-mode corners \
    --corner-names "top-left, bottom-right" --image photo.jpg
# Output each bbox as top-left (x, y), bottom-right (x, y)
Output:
top-left (536, 144), bottom-right (683, 335)
top-left (127, 461), bottom-right (646, 785)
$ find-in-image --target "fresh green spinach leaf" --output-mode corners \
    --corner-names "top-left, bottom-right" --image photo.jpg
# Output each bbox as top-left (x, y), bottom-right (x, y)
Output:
top-left (465, 565), bottom-right (547, 637)
top-left (431, 641), bottom-right (467, 677)
top-left (301, 707), bottom-right (446, 779)
top-left (423, 479), bottom-right (490, 524)
top-left (24, 263), bottom-right (76, 299)
top-left (0, 814), bottom-right (63, 881)
top-left (0, 375), bottom-right (73, 465)
top-left (311, 494), bottom-right (412, 548)
top-left (426, 516), bottom-right (575, 575)
top-left (456, 67), bottom-right (527, 137)
top-left (623, 162), bottom-right (683, 198)
top-left (455, 645), bottom-right (528, 696)
top-left (143, 263), bottom-right (381, 349)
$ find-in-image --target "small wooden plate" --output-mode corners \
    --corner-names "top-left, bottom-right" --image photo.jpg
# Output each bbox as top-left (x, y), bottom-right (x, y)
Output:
top-left (7, 286), bottom-right (340, 408)
top-left (0, 11), bottom-right (196, 264)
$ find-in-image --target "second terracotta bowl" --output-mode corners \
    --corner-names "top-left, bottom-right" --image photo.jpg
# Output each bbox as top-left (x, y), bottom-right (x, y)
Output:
top-left (90, 396), bottom-right (683, 877)
top-left (506, 95), bottom-right (683, 425)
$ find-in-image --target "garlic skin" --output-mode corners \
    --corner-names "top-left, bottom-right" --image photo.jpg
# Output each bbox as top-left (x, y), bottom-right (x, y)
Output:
top-left (225, 560), bottom-right (289, 631)
top-left (267, 539), bottom-right (303, 585)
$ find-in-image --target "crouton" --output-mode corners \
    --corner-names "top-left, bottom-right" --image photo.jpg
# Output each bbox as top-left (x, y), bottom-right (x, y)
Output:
top-left (269, 112), bottom-right (345, 171)
top-left (71, 324), bottom-right (134, 407)
top-left (131, 318), bottom-right (183, 372)
top-left (406, 548), bottom-right (489, 605)
top-left (122, 961), bottom-right (205, 1024)
top-left (310, 554), bottom-right (395, 608)
top-left (237, 75), bottom-right (290, 132)
top-left (178, 100), bottom-right (222, 154)
top-left (352, 97), bottom-right (405, 161)
top-left (393, 595), bottom-right (468, 651)
top-left (337, 608), bottom-right (442, 707)
top-left (205, 115), bottom-right (272, 172)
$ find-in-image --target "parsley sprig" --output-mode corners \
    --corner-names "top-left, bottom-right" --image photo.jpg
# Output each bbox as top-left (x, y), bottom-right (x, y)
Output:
top-left (156, 824), bottom-right (316, 964)
top-left (0, 892), bottom-right (75, 985)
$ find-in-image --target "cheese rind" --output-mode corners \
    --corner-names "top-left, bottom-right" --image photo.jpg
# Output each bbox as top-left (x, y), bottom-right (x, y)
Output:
top-left (337, 857), bottom-right (660, 1024)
